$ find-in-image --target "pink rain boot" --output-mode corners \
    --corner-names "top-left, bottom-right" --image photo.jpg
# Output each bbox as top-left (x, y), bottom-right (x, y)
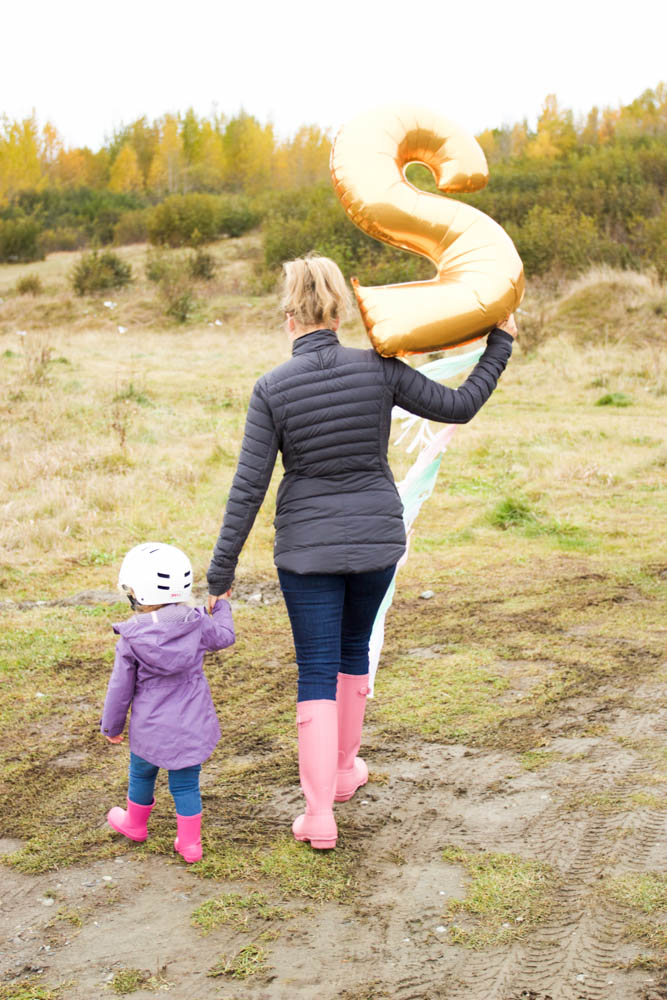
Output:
top-left (107, 798), bottom-right (155, 842)
top-left (292, 700), bottom-right (338, 850)
top-left (335, 673), bottom-right (370, 802)
top-left (174, 813), bottom-right (202, 863)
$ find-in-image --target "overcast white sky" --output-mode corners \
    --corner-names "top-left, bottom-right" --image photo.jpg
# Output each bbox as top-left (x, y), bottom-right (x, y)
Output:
top-left (3, 0), bottom-right (665, 149)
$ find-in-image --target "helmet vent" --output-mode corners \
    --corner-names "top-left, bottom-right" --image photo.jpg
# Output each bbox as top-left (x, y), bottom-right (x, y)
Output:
top-left (157, 584), bottom-right (170, 591)
top-left (184, 570), bottom-right (191, 577)
top-left (157, 572), bottom-right (170, 579)
top-left (184, 581), bottom-right (191, 588)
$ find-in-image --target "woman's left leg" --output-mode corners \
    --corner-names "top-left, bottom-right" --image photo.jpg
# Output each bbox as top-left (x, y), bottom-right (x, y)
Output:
top-left (337, 565), bottom-right (396, 800)
top-left (169, 764), bottom-right (203, 863)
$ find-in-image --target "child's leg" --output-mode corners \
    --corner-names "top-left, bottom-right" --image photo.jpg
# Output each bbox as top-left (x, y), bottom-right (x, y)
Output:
top-left (107, 753), bottom-right (157, 841)
top-left (169, 764), bottom-right (203, 863)
top-left (128, 753), bottom-right (159, 805)
top-left (168, 764), bottom-right (202, 816)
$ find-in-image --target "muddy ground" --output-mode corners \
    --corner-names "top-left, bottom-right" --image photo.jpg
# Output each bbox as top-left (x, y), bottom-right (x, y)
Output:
top-left (2, 575), bottom-right (666, 1000)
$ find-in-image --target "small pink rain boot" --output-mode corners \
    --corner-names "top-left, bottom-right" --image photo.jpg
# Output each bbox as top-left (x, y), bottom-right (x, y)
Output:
top-left (335, 673), bottom-right (370, 802)
top-left (107, 798), bottom-right (155, 842)
top-left (174, 813), bottom-right (202, 863)
top-left (292, 700), bottom-right (338, 850)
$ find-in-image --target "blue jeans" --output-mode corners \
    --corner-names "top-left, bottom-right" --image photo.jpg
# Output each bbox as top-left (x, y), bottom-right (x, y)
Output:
top-left (128, 752), bottom-right (202, 816)
top-left (278, 565), bottom-right (396, 702)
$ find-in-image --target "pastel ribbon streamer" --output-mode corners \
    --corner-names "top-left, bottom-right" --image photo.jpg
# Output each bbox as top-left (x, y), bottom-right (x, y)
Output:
top-left (367, 344), bottom-right (485, 696)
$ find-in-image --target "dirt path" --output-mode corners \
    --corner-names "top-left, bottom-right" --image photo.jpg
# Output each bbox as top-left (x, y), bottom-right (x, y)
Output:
top-left (2, 667), bottom-right (665, 1000)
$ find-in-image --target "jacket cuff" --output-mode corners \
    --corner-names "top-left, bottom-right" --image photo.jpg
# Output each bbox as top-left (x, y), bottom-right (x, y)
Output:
top-left (488, 328), bottom-right (514, 346)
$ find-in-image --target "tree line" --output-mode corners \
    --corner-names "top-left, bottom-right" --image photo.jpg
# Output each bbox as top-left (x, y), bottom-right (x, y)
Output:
top-left (0, 86), bottom-right (665, 279)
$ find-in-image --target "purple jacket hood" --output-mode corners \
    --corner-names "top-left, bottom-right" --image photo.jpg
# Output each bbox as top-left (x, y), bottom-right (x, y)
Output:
top-left (113, 609), bottom-right (205, 674)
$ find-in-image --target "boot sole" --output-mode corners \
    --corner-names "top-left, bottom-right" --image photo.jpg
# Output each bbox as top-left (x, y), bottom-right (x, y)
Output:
top-left (107, 821), bottom-right (147, 842)
top-left (294, 833), bottom-right (337, 849)
top-left (334, 774), bottom-right (368, 802)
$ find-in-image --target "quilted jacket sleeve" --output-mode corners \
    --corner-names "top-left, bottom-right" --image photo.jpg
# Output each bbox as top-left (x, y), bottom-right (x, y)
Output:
top-left (100, 636), bottom-right (137, 738)
top-left (384, 328), bottom-right (513, 423)
top-left (207, 379), bottom-right (279, 595)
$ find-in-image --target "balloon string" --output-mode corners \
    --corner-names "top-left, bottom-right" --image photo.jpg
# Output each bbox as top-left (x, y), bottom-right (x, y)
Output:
top-left (367, 345), bottom-right (484, 698)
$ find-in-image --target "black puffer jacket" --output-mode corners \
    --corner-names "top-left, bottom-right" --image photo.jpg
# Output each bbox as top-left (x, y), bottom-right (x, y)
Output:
top-left (207, 328), bottom-right (513, 594)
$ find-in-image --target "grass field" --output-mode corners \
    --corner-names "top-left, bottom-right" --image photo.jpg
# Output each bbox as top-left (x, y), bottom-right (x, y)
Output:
top-left (0, 240), bottom-right (666, 999)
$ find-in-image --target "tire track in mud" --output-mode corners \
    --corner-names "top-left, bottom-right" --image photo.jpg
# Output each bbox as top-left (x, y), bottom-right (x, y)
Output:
top-left (440, 707), bottom-right (667, 1000)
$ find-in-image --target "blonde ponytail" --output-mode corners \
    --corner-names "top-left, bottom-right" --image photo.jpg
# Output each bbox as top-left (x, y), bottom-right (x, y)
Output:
top-left (281, 254), bottom-right (353, 330)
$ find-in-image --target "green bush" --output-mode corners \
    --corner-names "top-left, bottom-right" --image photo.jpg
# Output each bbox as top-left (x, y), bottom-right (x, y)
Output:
top-left (113, 209), bottom-right (149, 246)
top-left (147, 193), bottom-right (222, 247)
top-left (15, 273), bottom-right (43, 295)
top-left (39, 227), bottom-right (87, 253)
top-left (71, 249), bottom-right (132, 296)
top-left (188, 247), bottom-right (217, 280)
top-left (506, 205), bottom-right (613, 277)
top-left (146, 252), bottom-right (196, 322)
top-left (147, 193), bottom-right (260, 247)
top-left (262, 182), bottom-right (433, 287)
top-left (145, 249), bottom-right (170, 283)
top-left (0, 219), bottom-right (44, 263)
top-left (216, 194), bottom-right (261, 237)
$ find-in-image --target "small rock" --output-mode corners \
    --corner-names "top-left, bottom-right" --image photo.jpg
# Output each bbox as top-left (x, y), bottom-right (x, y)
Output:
top-left (436, 925), bottom-right (446, 933)
top-left (215, 319), bottom-right (223, 326)
top-left (117, 326), bottom-right (127, 334)
top-left (102, 876), bottom-right (113, 882)
top-left (247, 592), bottom-right (262, 603)
top-left (103, 301), bottom-right (116, 309)
top-left (420, 590), bottom-right (435, 599)
top-left (576, 974), bottom-right (585, 982)
top-left (41, 898), bottom-right (55, 907)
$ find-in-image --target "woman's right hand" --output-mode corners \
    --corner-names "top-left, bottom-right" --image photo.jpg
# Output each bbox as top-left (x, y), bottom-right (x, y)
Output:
top-left (497, 313), bottom-right (518, 338)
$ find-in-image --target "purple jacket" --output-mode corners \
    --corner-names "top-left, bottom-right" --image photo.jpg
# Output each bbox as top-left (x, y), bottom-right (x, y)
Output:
top-left (101, 601), bottom-right (234, 769)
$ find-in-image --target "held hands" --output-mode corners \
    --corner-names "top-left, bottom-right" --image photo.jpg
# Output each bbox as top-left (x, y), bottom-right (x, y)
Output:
top-left (497, 313), bottom-right (518, 339)
top-left (105, 733), bottom-right (124, 744)
top-left (207, 590), bottom-right (232, 615)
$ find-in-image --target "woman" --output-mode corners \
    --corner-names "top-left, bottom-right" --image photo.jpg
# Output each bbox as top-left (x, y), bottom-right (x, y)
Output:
top-left (207, 254), bottom-right (516, 850)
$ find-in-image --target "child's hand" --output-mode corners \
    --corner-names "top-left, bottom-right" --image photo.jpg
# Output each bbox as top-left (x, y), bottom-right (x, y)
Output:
top-left (207, 591), bottom-right (231, 615)
top-left (105, 733), bottom-right (124, 744)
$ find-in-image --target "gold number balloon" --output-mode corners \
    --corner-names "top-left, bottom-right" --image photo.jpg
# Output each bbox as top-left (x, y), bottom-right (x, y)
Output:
top-left (330, 105), bottom-right (525, 357)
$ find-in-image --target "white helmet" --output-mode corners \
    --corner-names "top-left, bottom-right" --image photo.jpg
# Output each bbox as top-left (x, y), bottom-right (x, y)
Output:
top-left (118, 542), bottom-right (193, 606)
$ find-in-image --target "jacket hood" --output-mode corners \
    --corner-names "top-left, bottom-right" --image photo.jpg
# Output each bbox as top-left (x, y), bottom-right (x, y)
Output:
top-left (112, 607), bottom-right (203, 674)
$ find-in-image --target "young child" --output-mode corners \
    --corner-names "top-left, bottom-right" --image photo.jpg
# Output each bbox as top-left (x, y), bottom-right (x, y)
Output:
top-left (101, 542), bottom-right (234, 863)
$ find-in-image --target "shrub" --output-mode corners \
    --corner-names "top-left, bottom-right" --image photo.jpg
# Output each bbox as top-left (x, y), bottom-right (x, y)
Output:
top-left (0, 218), bottom-right (44, 263)
top-left (262, 182), bottom-right (433, 287)
top-left (147, 193), bottom-right (260, 247)
top-left (71, 249), bottom-right (132, 296)
top-left (145, 249), bottom-right (171, 283)
top-left (217, 194), bottom-right (261, 237)
top-left (147, 252), bottom-right (196, 322)
top-left (188, 247), bottom-right (217, 280)
top-left (147, 193), bottom-right (222, 247)
top-left (113, 209), bottom-right (149, 246)
top-left (39, 227), bottom-right (87, 254)
top-left (15, 273), bottom-right (43, 295)
top-left (506, 206), bottom-right (605, 277)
